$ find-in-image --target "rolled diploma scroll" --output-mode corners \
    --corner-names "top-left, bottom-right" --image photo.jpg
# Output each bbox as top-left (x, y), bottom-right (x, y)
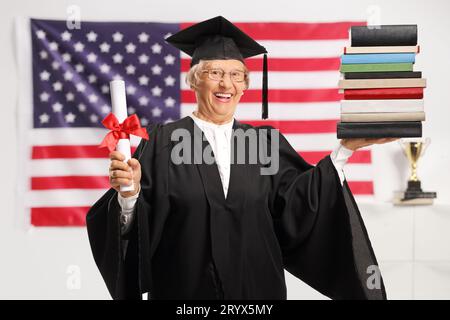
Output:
top-left (110, 80), bottom-right (134, 192)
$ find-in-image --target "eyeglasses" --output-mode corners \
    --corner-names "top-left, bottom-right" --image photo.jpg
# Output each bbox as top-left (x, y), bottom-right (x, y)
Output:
top-left (202, 68), bottom-right (247, 83)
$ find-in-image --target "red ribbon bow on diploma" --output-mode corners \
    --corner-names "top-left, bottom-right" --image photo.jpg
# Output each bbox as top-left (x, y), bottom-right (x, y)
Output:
top-left (99, 113), bottom-right (149, 152)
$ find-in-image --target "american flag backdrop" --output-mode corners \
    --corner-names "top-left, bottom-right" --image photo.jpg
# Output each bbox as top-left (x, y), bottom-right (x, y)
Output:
top-left (23, 18), bottom-right (371, 227)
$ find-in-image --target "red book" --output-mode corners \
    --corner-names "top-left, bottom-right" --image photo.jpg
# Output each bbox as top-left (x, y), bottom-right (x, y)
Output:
top-left (343, 87), bottom-right (423, 100)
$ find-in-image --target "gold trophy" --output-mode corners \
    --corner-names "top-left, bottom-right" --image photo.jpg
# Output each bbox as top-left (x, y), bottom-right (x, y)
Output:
top-left (394, 138), bottom-right (436, 205)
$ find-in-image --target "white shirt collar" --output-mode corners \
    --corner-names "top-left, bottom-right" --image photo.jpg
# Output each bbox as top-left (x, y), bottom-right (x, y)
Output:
top-left (190, 113), bottom-right (234, 131)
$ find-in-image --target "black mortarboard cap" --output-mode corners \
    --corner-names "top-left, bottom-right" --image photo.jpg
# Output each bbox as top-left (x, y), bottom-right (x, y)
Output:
top-left (166, 16), bottom-right (269, 119)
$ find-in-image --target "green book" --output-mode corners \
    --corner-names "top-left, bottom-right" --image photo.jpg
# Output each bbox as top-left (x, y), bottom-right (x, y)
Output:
top-left (340, 63), bottom-right (414, 73)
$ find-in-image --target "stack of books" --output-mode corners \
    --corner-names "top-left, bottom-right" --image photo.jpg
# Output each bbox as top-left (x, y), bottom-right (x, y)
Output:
top-left (337, 25), bottom-right (426, 139)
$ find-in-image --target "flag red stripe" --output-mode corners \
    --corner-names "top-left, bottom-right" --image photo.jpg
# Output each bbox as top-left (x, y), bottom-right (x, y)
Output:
top-left (347, 150), bottom-right (372, 163)
top-left (180, 22), bottom-right (365, 40)
top-left (33, 145), bottom-right (108, 159)
top-left (181, 57), bottom-right (341, 72)
top-left (31, 176), bottom-right (109, 190)
top-left (181, 89), bottom-right (342, 103)
top-left (242, 120), bottom-right (338, 134)
top-left (31, 207), bottom-right (88, 226)
top-left (300, 150), bottom-right (371, 164)
top-left (32, 146), bottom-right (138, 159)
top-left (347, 181), bottom-right (374, 195)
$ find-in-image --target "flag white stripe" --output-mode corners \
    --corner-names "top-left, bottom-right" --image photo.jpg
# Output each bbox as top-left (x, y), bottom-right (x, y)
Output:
top-left (180, 71), bottom-right (341, 90)
top-left (286, 133), bottom-right (370, 152)
top-left (342, 164), bottom-right (373, 181)
top-left (31, 128), bottom-right (142, 146)
top-left (27, 190), bottom-right (107, 207)
top-left (285, 133), bottom-right (339, 151)
top-left (30, 159), bottom-right (109, 176)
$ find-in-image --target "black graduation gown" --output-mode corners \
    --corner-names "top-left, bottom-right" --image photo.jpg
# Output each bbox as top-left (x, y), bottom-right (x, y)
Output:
top-left (86, 116), bottom-right (387, 300)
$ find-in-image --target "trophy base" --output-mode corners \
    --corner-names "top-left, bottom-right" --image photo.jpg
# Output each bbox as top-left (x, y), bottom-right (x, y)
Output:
top-left (393, 191), bottom-right (435, 206)
top-left (403, 180), bottom-right (437, 200)
top-left (406, 180), bottom-right (422, 192)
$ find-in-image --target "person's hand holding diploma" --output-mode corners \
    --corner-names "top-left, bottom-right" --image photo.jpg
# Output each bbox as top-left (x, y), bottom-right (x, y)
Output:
top-left (108, 151), bottom-right (142, 198)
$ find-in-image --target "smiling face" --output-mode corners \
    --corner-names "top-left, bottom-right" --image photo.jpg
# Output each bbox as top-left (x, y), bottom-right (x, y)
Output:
top-left (193, 59), bottom-right (248, 124)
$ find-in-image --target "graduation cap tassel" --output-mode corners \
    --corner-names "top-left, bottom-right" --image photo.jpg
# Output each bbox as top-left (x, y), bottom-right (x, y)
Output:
top-left (262, 53), bottom-right (268, 119)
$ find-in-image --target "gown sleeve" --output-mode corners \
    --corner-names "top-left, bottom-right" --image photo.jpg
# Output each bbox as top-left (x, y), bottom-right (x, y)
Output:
top-left (85, 124), bottom-right (161, 300)
top-left (268, 129), bottom-right (387, 300)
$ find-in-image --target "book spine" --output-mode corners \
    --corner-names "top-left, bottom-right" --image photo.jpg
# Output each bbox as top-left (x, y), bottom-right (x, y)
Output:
top-left (340, 112), bottom-right (425, 122)
top-left (344, 46), bottom-right (420, 54)
top-left (344, 71), bottom-right (422, 79)
top-left (350, 25), bottom-right (418, 47)
top-left (343, 88), bottom-right (424, 100)
top-left (340, 63), bottom-right (413, 73)
top-left (337, 121), bottom-right (422, 138)
top-left (341, 53), bottom-right (416, 64)
top-left (338, 78), bottom-right (427, 89)
top-left (341, 99), bottom-right (424, 113)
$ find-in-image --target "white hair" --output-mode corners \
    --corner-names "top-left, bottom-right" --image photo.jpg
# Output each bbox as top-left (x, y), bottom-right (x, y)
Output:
top-left (185, 60), bottom-right (250, 90)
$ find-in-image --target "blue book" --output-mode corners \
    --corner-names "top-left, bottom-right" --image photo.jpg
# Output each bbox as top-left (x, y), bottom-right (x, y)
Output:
top-left (341, 53), bottom-right (416, 64)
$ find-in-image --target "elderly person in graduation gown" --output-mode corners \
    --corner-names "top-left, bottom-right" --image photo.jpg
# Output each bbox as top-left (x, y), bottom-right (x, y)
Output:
top-left (86, 16), bottom-right (395, 300)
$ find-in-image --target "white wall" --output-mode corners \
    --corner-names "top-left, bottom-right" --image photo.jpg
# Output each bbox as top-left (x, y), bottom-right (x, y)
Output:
top-left (1, 0), bottom-right (450, 299)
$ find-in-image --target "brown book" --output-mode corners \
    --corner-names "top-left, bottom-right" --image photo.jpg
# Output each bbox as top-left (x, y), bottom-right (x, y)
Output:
top-left (338, 78), bottom-right (426, 89)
